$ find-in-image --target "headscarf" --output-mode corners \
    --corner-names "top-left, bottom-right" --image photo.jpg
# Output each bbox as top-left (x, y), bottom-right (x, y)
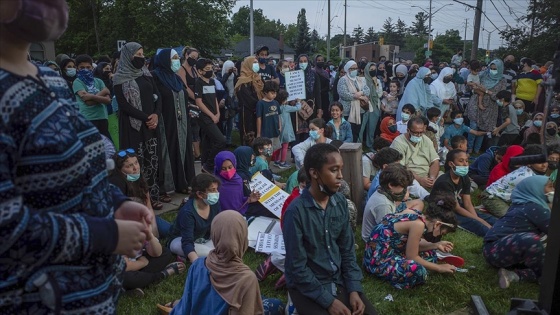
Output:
top-left (233, 146), bottom-right (254, 181)
top-left (511, 175), bottom-right (551, 210)
top-left (343, 60), bottom-right (357, 81)
top-left (112, 42), bottom-right (148, 86)
top-left (43, 60), bottom-right (58, 70)
top-left (395, 64), bottom-right (408, 93)
top-left (55, 54), bottom-right (70, 67)
top-left (296, 54), bottom-right (316, 96)
top-left (214, 151), bottom-right (248, 214)
top-left (314, 54), bottom-right (329, 79)
top-left (385, 61), bottom-right (394, 78)
top-left (523, 112), bottom-right (544, 141)
top-left (59, 58), bottom-right (75, 83)
top-left (93, 61), bottom-right (108, 78)
top-left (152, 48), bottom-right (184, 92)
top-left (222, 60), bottom-right (236, 97)
top-left (234, 56), bottom-right (264, 99)
top-left (379, 116), bottom-right (400, 142)
top-left (206, 210), bottom-right (264, 315)
top-left (480, 59), bottom-right (504, 89)
top-left (486, 145), bottom-right (524, 186)
top-left (430, 67), bottom-right (456, 117)
top-left (363, 61), bottom-right (380, 110)
top-left (397, 67), bottom-right (433, 120)
top-left (545, 121), bottom-right (560, 146)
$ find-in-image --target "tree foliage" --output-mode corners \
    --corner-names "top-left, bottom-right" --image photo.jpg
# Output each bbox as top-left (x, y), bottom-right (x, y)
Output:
top-left (364, 27), bottom-right (377, 43)
top-left (393, 18), bottom-right (407, 48)
top-left (410, 12), bottom-right (429, 37)
top-left (294, 8), bottom-right (311, 56)
top-left (228, 6), bottom-right (287, 39)
top-left (352, 25), bottom-right (365, 44)
top-left (381, 18), bottom-right (394, 44)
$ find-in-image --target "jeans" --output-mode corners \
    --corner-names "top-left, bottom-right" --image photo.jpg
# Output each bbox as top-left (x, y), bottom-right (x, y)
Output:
top-left (467, 120), bottom-right (484, 153)
top-left (455, 211), bottom-right (498, 237)
top-left (156, 215), bottom-right (172, 239)
top-left (222, 116), bottom-right (234, 145)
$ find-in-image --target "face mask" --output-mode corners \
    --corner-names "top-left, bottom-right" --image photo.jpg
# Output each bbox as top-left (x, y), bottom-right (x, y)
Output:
top-left (187, 57), bottom-right (197, 67)
top-left (203, 70), bottom-right (213, 78)
top-left (103, 70), bottom-right (111, 78)
top-left (548, 161), bottom-right (558, 170)
top-left (547, 128), bottom-right (557, 136)
top-left (316, 62), bottom-right (325, 68)
top-left (281, 67), bottom-right (289, 74)
top-left (443, 77), bottom-right (453, 84)
top-left (388, 125), bottom-right (398, 133)
top-left (516, 109), bottom-right (524, 115)
top-left (252, 63), bottom-right (260, 73)
top-left (220, 168), bottom-right (236, 180)
top-left (300, 63), bottom-right (308, 70)
top-left (546, 192), bottom-right (555, 204)
top-left (401, 113), bottom-right (410, 121)
top-left (309, 130), bottom-right (321, 140)
top-left (387, 188), bottom-right (407, 202)
top-left (77, 68), bottom-right (92, 77)
top-left (264, 147), bottom-right (272, 157)
top-left (258, 57), bottom-right (267, 64)
top-left (490, 69), bottom-right (498, 75)
top-left (533, 120), bottom-right (543, 127)
top-left (496, 100), bottom-right (503, 107)
top-left (409, 135), bottom-right (422, 143)
top-left (126, 173), bottom-right (140, 182)
top-left (369, 70), bottom-right (377, 77)
top-left (424, 77), bottom-right (433, 84)
top-left (205, 192), bottom-right (220, 205)
top-left (453, 117), bottom-right (464, 125)
top-left (349, 70), bottom-right (358, 78)
top-left (423, 226), bottom-right (442, 243)
top-left (329, 65), bottom-right (335, 71)
top-left (431, 74), bottom-right (438, 80)
top-left (453, 165), bottom-right (469, 177)
top-left (66, 68), bottom-right (76, 77)
top-left (551, 113), bottom-right (560, 119)
top-left (318, 174), bottom-right (337, 196)
top-left (397, 76), bottom-right (405, 80)
top-left (171, 59), bottom-right (181, 73)
top-left (1, 0), bottom-right (69, 43)
top-left (132, 56), bottom-right (145, 69)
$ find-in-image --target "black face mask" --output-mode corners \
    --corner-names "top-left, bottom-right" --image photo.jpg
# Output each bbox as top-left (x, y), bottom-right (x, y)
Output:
top-left (378, 70), bottom-right (385, 75)
top-left (423, 228), bottom-right (442, 243)
top-left (203, 70), bottom-right (213, 78)
top-left (318, 174), bottom-right (337, 196)
top-left (424, 77), bottom-right (433, 84)
top-left (369, 70), bottom-right (377, 77)
top-left (187, 57), bottom-right (197, 67)
top-left (316, 62), bottom-right (325, 69)
top-left (103, 70), bottom-right (111, 78)
top-left (443, 77), bottom-right (453, 84)
top-left (132, 56), bottom-right (145, 69)
top-left (547, 128), bottom-right (557, 136)
top-left (397, 76), bottom-right (405, 80)
top-left (548, 161), bottom-right (558, 170)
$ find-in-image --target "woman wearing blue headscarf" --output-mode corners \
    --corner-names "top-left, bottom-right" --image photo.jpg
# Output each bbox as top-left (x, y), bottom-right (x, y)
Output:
top-left (466, 59), bottom-right (506, 154)
top-left (396, 67), bottom-right (442, 121)
top-left (483, 175), bottom-right (554, 288)
top-left (152, 48), bottom-right (195, 194)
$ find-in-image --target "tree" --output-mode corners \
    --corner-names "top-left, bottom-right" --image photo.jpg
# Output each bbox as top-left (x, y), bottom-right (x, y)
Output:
top-left (309, 29), bottom-right (320, 54)
top-left (381, 18), bottom-right (394, 44)
top-left (364, 27), bottom-right (377, 43)
top-left (393, 18), bottom-right (407, 48)
top-left (352, 25), bottom-right (365, 44)
top-left (410, 12), bottom-right (429, 37)
top-left (294, 8), bottom-right (311, 56)
top-left (228, 6), bottom-right (287, 39)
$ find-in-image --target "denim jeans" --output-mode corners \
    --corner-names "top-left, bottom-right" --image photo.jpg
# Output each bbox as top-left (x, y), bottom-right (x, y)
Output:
top-left (455, 211), bottom-right (498, 237)
top-left (221, 116), bottom-right (234, 145)
top-left (156, 215), bottom-right (172, 239)
top-left (467, 120), bottom-right (484, 153)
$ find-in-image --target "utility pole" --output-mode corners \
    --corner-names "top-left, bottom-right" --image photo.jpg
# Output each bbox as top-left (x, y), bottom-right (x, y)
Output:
top-left (327, 0), bottom-right (331, 61)
top-left (427, 0), bottom-right (432, 58)
top-left (250, 0), bottom-right (254, 56)
top-left (463, 18), bottom-right (468, 55)
top-left (471, 0), bottom-right (483, 61)
top-left (343, 0), bottom-right (347, 47)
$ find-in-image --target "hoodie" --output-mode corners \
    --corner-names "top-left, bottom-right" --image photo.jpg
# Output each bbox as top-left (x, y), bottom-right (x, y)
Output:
top-left (469, 146), bottom-right (499, 178)
top-left (486, 145), bottom-right (524, 186)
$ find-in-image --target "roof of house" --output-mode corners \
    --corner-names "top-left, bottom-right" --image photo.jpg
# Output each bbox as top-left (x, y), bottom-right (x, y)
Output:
top-left (220, 36), bottom-right (295, 58)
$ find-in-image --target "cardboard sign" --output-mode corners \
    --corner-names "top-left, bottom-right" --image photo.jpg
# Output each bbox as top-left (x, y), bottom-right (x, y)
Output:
top-left (249, 172), bottom-right (289, 219)
top-left (285, 70), bottom-right (306, 101)
top-left (247, 216), bottom-right (281, 248)
top-left (255, 232), bottom-right (285, 254)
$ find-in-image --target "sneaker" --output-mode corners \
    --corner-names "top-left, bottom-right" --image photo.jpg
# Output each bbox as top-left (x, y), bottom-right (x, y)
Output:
top-left (124, 288), bottom-right (145, 298)
top-left (273, 161), bottom-right (281, 168)
top-left (436, 251), bottom-right (465, 267)
top-left (498, 268), bottom-right (519, 289)
top-left (278, 162), bottom-right (291, 169)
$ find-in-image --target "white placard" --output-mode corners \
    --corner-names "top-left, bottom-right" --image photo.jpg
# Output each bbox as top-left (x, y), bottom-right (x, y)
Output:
top-left (247, 216), bottom-right (281, 248)
top-left (249, 172), bottom-right (289, 219)
top-left (285, 70), bottom-right (306, 101)
top-left (255, 232), bottom-right (285, 255)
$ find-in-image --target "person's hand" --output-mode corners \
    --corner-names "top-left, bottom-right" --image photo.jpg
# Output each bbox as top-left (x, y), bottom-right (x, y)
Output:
top-left (212, 114), bottom-right (220, 124)
top-left (114, 220), bottom-right (148, 257)
top-left (492, 127), bottom-right (500, 136)
top-left (219, 99), bottom-right (225, 108)
top-left (146, 114), bottom-right (158, 129)
top-left (248, 190), bottom-right (261, 203)
top-left (436, 241), bottom-right (454, 253)
top-left (437, 263), bottom-right (457, 274)
top-left (478, 105), bottom-right (485, 111)
top-left (353, 92), bottom-right (362, 99)
top-left (137, 255), bottom-right (149, 268)
top-left (349, 292), bottom-right (365, 315)
top-left (328, 299), bottom-right (351, 315)
top-left (418, 177), bottom-right (434, 189)
top-left (114, 201), bottom-right (153, 240)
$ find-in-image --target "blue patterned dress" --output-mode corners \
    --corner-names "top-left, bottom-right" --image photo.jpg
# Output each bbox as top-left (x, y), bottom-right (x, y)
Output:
top-left (0, 66), bottom-right (128, 313)
top-left (363, 210), bottom-right (437, 289)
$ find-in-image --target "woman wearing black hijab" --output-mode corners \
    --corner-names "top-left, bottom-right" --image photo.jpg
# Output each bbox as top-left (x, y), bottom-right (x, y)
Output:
top-left (314, 54), bottom-right (331, 121)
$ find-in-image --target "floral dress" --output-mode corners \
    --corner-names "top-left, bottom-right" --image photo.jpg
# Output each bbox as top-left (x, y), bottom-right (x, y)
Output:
top-left (363, 210), bottom-right (437, 289)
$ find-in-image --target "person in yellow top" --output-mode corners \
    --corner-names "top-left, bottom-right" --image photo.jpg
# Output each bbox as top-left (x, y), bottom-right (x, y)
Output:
top-left (514, 58), bottom-right (543, 114)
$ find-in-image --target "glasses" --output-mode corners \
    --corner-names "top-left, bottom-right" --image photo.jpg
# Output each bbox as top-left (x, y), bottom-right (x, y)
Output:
top-left (437, 221), bottom-right (456, 229)
top-left (117, 148), bottom-right (135, 157)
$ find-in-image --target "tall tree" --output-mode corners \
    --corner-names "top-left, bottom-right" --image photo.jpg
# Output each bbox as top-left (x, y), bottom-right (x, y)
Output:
top-left (410, 12), bottom-right (429, 37)
top-left (309, 29), bottom-right (320, 54)
top-left (352, 25), bottom-right (365, 44)
top-left (381, 17), bottom-right (394, 44)
top-left (393, 18), bottom-right (407, 47)
top-left (364, 27), bottom-right (377, 43)
top-left (294, 8), bottom-right (311, 56)
top-left (228, 6), bottom-right (287, 39)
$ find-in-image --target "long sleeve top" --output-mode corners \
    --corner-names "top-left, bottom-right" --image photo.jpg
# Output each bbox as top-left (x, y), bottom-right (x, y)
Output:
top-left (337, 76), bottom-right (371, 117)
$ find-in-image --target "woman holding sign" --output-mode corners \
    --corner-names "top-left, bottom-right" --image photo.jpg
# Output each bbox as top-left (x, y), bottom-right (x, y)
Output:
top-left (235, 57), bottom-right (264, 145)
top-left (295, 54), bottom-right (322, 119)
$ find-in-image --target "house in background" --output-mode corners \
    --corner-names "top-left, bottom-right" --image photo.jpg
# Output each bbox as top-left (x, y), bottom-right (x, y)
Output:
top-left (219, 35), bottom-right (296, 61)
top-left (339, 42), bottom-right (401, 63)
top-left (29, 41), bottom-right (56, 61)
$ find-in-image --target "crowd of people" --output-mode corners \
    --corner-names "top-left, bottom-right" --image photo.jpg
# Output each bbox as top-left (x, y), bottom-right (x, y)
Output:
top-left (1, 0), bottom-right (558, 314)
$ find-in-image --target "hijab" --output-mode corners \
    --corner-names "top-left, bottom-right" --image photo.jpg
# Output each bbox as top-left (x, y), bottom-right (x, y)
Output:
top-left (59, 58), bottom-right (75, 83)
top-left (343, 60), bottom-right (357, 81)
top-left (234, 56), bottom-right (264, 99)
top-left (222, 60), bottom-right (236, 97)
top-left (395, 64), bottom-right (408, 93)
top-left (152, 48), bottom-right (184, 92)
top-left (233, 146), bottom-right (254, 181)
top-left (545, 121), bottom-right (560, 146)
top-left (314, 54), bottom-right (329, 79)
top-left (397, 67), bottom-right (431, 121)
top-left (480, 59), bottom-right (504, 89)
top-left (385, 61), bottom-right (394, 78)
top-left (430, 67), bottom-right (456, 100)
top-left (214, 151), bottom-right (248, 214)
top-left (379, 116), bottom-right (400, 142)
top-left (363, 61), bottom-right (380, 108)
top-left (112, 42), bottom-right (148, 86)
top-left (296, 54), bottom-right (316, 95)
top-left (206, 210), bottom-right (264, 315)
top-left (511, 175), bottom-right (550, 209)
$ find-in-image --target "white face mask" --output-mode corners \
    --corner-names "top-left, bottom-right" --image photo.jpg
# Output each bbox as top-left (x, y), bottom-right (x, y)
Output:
top-left (252, 63), bottom-right (260, 73)
top-left (300, 62), bottom-right (308, 70)
top-left (546, 191), bottom-right (555, 204)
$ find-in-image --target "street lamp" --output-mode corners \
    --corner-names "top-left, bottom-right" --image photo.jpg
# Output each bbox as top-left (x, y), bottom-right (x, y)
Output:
top-left (412, 2), bottom-right (453, 57)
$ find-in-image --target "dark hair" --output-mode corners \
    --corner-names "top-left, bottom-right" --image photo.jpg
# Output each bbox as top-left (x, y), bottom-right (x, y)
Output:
top-left (196, 58), bottom-right (213, 71)
top-left (96, 55), bottom-right (111, 64)
top-left (304, 143), bottom-right (340, 180)
top-left (329, 101), bottom-right (344, 112)
top-left (402, 104), bottom-right (416, 115)
top-left (444, 149), bottom-right (467, 172)
top-left (522, 144), bottom-right (543, 156)
top-left (297, 169), bottom-right (308, 184)
top-left (525, 133), bottom-right (541, 145)
top-left (389, 79), bottom-right (401, 88)
top-left (470, 60), bottom-right (481, 71)
top-left (111, 150), bottom-right (149, 204)
top-left (263, 80), bottom-right (279, 93)
top-left (252, 137), bottom-right (272, 155)
top-left (373, 147), bottom-right (403, 168)
top-left (407, 116), bottom-right (424, 130)
top-left (276, 59), bottom-right (286, 73)
top-left (496, 90), bottom-right (512, 102)
top-left (310, 118), bottom-right (333, 139)
top-left (75, 54), bottom-right (93, 66)
top-left (182, 47), bottom-right (199, 59)
top-left (426, 192), bottom-right (458, 231)
top-left (496, 146), bottom-right (508, 156)
top-left (190, 173), bottom-right (220, 199)
top-left (373, 137), bottom-right (391, 151)
top-left (450, 135), bottom-right (467, 150)
top-left (243, 131), bottom-right (256, 146)
top-left (523, 58), bottom-right (534, 67)
top-left (450, 110), bottom-right (463, 119)
top-left (426, 107), bottom-right (441, 120)
top-left (379, 163), bottom-right (413, 190)
top-left (548, 144), bottom-right (560, 155)
top-left (275, 89), bottom-right (289, 104)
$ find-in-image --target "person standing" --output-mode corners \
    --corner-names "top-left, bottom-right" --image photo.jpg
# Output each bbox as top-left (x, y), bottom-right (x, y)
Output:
top-left (450, 49), bottom-right (463, 68)
top-left (235, 56), bottom-right (264, 144)
top-left (177, 47), bottom-right (201, 161)
top-left (314, 55), bottom-right (331, 122)
top-left (0, 1), bottom-right (152, 312)
top-left (515, 59), bottom-right (543, 114)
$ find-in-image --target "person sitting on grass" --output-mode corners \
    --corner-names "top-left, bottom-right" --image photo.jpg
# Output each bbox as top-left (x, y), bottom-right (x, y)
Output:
top-left (450, 135), bottom-right (468, 152)
top-left (158, 211), bottom-right (284, 315)
top-left (284, 143), bottom-right (378, 315)
top-left (547, 145), bottom-right (560, 183)
top-left (442, 111), bottom-right (486, 151)
top-left (363, 192), bottom-right (458, 289)
top-left (431, 149), bottom-right (497, 237)
top-left (362, 137), bottom-right (391, 193)
top-left (292, 118), bottom-right (333, 170)
top-left (487, 145), bottom-right (524, 186)
top-left (396, 103), bottom-right (416, 134)
top-left (468, 146), bottom-right (506, 188)
top-left (483, 176), bottom-right (554, 289)
top-left (481, 145), bottom-right (549, 218)
top-left (249, 136), bottom-right (274, 178)
top-left (379, 116), bottom-right (400, 143)
top-left (327, 101), bottom-right (353, 143)
top-left (169, 174), bottom-right (221, 263)
top-left (233, 146), bottom-right (255, 181)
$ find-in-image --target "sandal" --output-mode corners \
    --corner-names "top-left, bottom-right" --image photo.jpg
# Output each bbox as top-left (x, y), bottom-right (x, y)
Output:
top-left (161, 262), bottom-right (186, 278)
top-left (151, 200), bottom-right (163, 210)
top-left (156, 300), bottom-right (180, 315)
top-left (160, 194), bottom-right (172, 203)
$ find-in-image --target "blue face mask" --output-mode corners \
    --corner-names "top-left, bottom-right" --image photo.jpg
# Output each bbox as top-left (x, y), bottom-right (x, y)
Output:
top-left (300, 62), bottom-right (308, 70)
top-left (496, 100), bottom-right (503, 107)
top-left (431, 73), bottom-right (438, 80)
top-left (409, 135), bottom-right (422, 143)
top-left (516, 109), bottom-right (524, 115)
top-left (453, 117), bottom-right (464, 125)
top-left (66, 68), bottom-right (76, 77)
top-left (349, 70), bottom-right (358, 78)
top-left (329, 65), bottom-right (335, 71)
top-left (252, 63), bottom-right (260, 73)
top-left (126, 173), bottom-right (140, 182)
top-left (309, 130), bottom-right (320, 140)
top-left (401, 112), bottom-right (410, 121)
top-left (533, 120), bottom-right (542, 127)
top-left (171, 59), bottom-right (181, 73)
top-left (205, 192), bottom-right (220, 205)
top-left (551, 113), bottom-right (560, 119)
top-left (453, 165), bottom-right (469, 177)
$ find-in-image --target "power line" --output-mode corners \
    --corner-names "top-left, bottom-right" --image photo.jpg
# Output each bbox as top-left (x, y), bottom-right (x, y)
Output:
top-left (489, 0), bottom-right (512, 28)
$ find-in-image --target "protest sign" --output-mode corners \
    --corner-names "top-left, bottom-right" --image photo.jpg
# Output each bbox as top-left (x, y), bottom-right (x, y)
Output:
top-left (249, 172), bottom-right (289, 219)
top-left (247, 216), bottom-right (281, 248)
top-left (255, 232), bottom-right (285, 255)
top-left (285, 70), bottom-right (306, 101)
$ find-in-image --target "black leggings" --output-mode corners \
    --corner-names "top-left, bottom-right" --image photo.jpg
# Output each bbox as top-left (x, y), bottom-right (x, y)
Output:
top-left (90, 119), bottom-right (111, 142)
top-left (289, 285), bottom-right (377, 315)
top-left (122, 247), bottom-right (173, 290)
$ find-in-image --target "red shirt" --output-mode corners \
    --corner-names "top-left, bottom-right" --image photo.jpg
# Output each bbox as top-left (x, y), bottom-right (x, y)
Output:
top-left (281, 187), bottom-right (301, 230)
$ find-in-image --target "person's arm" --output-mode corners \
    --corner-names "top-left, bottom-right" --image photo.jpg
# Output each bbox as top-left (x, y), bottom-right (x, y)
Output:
top-left (292, 140), bottom-right (310, 170)
top-left (236, 84), bottom-right (260, 111)
top-left (469, 128), bottom-right (487, 136)
top-left (145, 231), bottom-right (162, 257)
top-left (125, 255), bottom-right (149, 271)
top-left (337, 77), bottom-right (356, 102)
top-left (493, 116), bottom-right (511, 135)
top-left (195, 81), bottom-right (218, 121)
top-left (534, 82), bottom-right (543, 104)
top-left (179, 207), bottom-right (198, 262)
top-left (342, 121), bottom-right (353, 143)
top-left (256, 101), bottom-right (262, 137)
top-left (403, 220), bottom-right (456, 273)
top-left (526, 205), bottom-right (551, 234)
top-left (428, 158), bottom-right (440, 179)
top-left (336, 198), bottom-right (364, 296)
top-left (114, 83), bottom-right (150, 121)
top-left (476, 155), bottom-right (493, 177)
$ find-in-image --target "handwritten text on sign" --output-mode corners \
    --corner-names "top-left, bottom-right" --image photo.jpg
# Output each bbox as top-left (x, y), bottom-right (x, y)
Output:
top-left (255, 232), bottom-right (285, 255)
top-left (249, 172), bottom-right (289, 218)
top-left (285, 70), bottom-right (306, 101)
